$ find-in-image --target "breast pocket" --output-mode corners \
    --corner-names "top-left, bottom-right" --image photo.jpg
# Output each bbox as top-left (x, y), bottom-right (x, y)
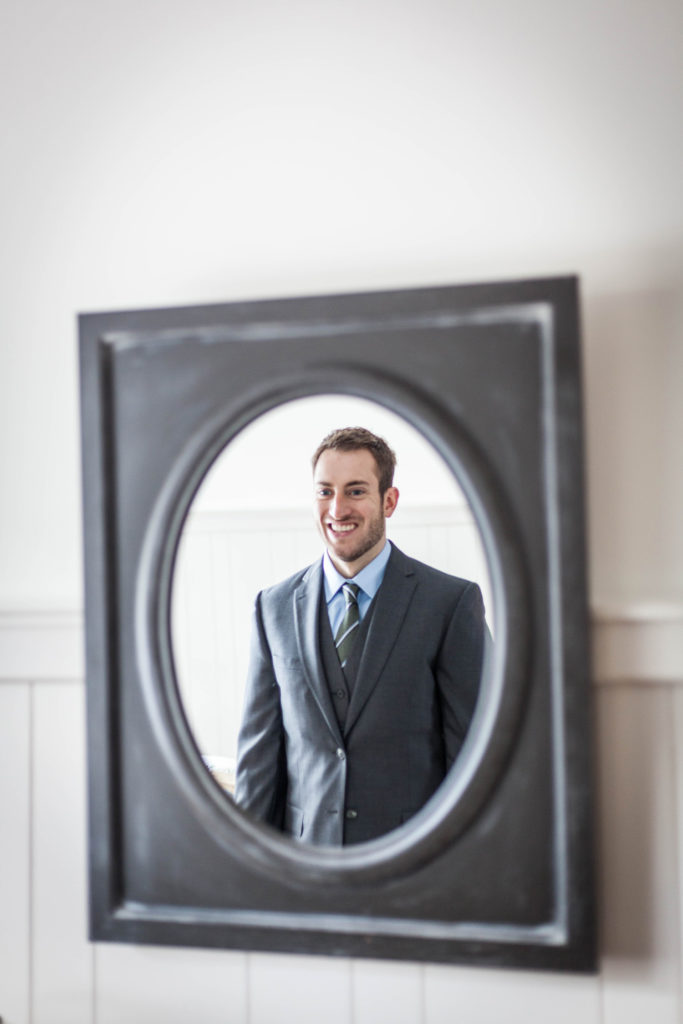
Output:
top-left (271, 651), bottom-right (302, 668)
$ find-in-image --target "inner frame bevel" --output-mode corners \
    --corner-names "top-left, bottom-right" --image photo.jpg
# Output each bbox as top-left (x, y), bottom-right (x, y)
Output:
top-left (133, 355), bottom-right (530, 890)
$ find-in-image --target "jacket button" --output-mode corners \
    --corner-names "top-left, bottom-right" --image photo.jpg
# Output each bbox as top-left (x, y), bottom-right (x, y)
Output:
top-left (336, 748), bottom-right (345, 761)
top-left (335, 689), bottom-right (346, 699)
top-left (345, 808), bottom-right (358, 819)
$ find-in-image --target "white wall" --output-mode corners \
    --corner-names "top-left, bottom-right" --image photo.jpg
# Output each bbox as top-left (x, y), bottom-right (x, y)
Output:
top-left (1, 0), bottom-right (682, 1021)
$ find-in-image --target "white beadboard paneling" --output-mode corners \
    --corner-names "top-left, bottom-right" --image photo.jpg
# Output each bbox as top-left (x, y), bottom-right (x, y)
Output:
top-left (173, 528), bottom-right (227, 753)
top-left (424, 964), bottom-right (600, 1024)
top-left (248, 953), bottom-right (353, 1024)
top-left (2, 605), bottom-right (682, 1022)
top-left (32, 681), bottom-right (92, 1024)
top-left (598, 685), bottom-right (681, 1024)
top-left (352, 959), bottom-right (424, 1024)
top-left (0, 682), bottom-right (31, 1024)
top-left (95, 945), bottom-right (248, 1024)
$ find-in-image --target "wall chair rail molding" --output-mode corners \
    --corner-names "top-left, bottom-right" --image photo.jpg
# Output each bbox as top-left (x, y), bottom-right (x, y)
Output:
top-left (0, 608), bottom-right (84, 681)
top-left (592, 603), bottom-right (683, 686)
top-left (2, 605), bottom-right (680, 688)
top-left (78, 277), bottom-right (596, 970)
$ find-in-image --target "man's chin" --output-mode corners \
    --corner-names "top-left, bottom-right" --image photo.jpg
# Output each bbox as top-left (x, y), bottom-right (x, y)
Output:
top-left (326, 528), bottom-right (360, 555)
top-left (330, 544), bottom-right (361, 565)
top-left (328, 537), bottom-right (381, 568)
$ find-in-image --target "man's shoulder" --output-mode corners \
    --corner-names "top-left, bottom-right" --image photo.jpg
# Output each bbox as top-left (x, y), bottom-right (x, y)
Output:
top-left (259, 560), bottom-right (321, 602)
top-left (389, 544), bottom-right (479, 596)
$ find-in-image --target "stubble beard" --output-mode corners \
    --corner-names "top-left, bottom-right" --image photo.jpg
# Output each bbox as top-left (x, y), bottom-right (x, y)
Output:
top-left (326, 513), bottom-right (385, 567)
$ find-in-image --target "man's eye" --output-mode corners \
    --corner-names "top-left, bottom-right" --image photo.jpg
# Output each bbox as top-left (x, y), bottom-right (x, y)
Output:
top-left (317, 489), bottom-right (332, 497)
top-left (349, 489), bottom-right (366, 497)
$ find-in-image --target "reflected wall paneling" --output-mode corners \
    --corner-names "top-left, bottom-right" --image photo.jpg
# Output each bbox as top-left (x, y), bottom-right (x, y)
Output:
top-left (173, 504), bottom-right (482, 766)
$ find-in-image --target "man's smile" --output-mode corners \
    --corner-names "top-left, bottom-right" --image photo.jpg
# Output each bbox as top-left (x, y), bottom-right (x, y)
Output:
top-left (327, 521), bottom-right (357, 535)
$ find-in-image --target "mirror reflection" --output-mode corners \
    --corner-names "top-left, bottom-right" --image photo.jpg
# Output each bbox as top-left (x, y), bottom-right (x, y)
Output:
top-left (171, 396), bottom-right (493, 845)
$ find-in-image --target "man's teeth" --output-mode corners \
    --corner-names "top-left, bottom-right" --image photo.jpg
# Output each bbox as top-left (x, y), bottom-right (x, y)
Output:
top-left (330, 523), bottom-right (356, 533)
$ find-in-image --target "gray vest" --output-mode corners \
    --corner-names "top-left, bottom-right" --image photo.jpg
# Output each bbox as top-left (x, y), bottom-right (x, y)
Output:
top-left (319, 591), bottom-right (375, 733)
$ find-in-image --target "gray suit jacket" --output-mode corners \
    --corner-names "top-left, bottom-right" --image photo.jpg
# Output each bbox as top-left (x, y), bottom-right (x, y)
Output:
top-left (234, 543), bottom-right (486, 845)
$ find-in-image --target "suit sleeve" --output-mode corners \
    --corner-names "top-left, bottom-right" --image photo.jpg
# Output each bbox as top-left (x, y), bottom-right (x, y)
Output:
top-left (436, 581), bottom-right (488, 769)
top-left (233, 592), bottom-right (287, 829)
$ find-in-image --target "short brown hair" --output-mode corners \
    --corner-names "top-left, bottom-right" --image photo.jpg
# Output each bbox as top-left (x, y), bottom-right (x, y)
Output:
top-left (311, 427), bottom-right (396, 494)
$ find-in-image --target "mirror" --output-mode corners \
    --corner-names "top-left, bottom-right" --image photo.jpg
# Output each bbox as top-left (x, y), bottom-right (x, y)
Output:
top-left (79, 277), bottom-right (595, 968)
top-left (171, 395), bottom-right (493, 842)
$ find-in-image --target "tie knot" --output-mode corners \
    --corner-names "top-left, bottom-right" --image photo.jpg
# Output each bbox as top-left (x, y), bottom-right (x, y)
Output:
top-left (342, 582), bottom-right (360, 605)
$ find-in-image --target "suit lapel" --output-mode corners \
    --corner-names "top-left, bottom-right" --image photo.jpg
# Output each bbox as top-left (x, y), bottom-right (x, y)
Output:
top-left (293, 560), bottom-right (344, 746)
top-left (344, 545), bottom-right (417, 736)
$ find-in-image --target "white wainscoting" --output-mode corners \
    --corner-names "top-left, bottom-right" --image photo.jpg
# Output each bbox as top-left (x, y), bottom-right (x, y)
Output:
top-left (1, 604), bottom-right (682, 1024)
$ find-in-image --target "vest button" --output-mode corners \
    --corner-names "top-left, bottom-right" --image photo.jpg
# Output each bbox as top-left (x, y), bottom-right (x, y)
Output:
top-left (345, 808), bottom-right (358, 819)
top-left (336, 748), bottom-right (345, 761)
top-left (335, 689), bottom-right (346, 699)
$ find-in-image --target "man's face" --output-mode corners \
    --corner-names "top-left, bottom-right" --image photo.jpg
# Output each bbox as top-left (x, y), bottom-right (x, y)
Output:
top-left (313, 448), bottom-right (398, 577)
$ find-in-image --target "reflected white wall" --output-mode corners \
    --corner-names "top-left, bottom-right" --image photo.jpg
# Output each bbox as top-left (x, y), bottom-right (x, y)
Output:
top-left (194, 395), bottom-right (469, 511)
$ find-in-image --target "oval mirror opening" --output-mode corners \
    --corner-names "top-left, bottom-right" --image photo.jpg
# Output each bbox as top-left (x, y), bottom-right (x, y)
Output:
top-left (170, 394), bottom-right (494, 846)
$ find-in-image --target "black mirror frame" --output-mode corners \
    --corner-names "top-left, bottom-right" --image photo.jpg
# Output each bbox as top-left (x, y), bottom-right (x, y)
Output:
top-left (79, 276), bottom-right (595, 971)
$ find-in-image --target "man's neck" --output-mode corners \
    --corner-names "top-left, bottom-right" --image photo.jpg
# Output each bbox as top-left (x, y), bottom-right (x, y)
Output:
top-left (326, 537), bottom-right (387, 578)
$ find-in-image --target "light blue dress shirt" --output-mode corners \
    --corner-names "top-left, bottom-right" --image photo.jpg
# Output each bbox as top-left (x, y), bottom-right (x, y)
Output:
top-left (322, 540), bottom-right (392, 636)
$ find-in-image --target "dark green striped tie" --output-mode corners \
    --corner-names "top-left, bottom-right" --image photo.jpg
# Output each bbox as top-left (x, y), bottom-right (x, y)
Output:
top-left (334, 583), bottom-right (361, 667)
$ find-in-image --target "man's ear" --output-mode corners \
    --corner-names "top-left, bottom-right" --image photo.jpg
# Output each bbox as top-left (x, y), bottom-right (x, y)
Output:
top-left (383, 486), bottom-right (399, 518)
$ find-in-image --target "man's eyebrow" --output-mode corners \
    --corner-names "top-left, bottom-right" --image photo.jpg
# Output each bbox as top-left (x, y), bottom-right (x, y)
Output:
top-left (314, 478), bottom-right (371, 487)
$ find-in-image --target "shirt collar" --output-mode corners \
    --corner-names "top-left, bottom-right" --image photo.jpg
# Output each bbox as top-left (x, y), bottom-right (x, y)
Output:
top-left (322, 540), bottom-right (392, 603)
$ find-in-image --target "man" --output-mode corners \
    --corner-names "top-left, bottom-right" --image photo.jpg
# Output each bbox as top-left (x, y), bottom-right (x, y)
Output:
top-left (234, 427), bottom-right (487, 846)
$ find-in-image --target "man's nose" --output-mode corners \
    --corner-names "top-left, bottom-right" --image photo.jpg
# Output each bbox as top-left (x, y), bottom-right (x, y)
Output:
top-left (330, 493), bottom-right (350, 518)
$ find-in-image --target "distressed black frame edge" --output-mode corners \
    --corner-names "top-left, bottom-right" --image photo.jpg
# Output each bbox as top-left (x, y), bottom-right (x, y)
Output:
top-left (79, 276), bottom-right (596, 971)
top-left (79, 333), bottom-right (122, 933)
top-left (100, 909), bottom-right (594, 973)
top-left (548, 284), bottom-right (597, 969)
